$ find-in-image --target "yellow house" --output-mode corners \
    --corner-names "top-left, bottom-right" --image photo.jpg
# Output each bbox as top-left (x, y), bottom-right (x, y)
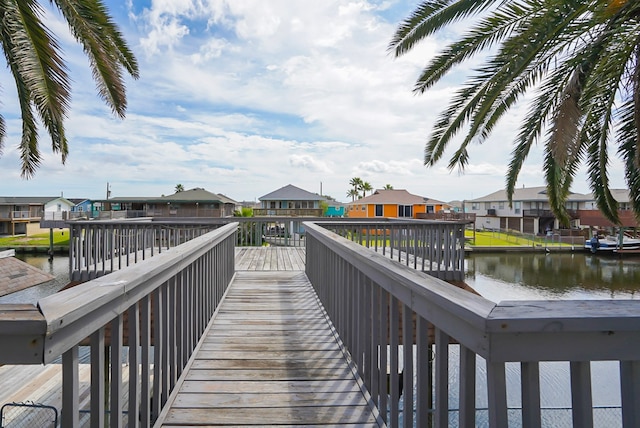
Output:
top-left (346, 189), bottom-right (447, 219)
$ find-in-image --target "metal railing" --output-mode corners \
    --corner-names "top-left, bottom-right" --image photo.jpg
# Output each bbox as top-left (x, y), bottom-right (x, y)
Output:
top-left (0, 223), bottom-right (237, 427)
top-left (304, 222), bottom-right (640, 428)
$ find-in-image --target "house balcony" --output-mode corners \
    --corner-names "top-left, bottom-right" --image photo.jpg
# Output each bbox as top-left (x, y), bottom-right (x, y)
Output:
top-left (253, 208), bottom-right (323, 217)
top-left (523, 209), bottom-right (579, 219)
top-left (417, 211), bottom-right (476, 222)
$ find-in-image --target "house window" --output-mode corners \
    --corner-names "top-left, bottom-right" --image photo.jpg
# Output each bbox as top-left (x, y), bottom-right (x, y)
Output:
top-left (270, 201), bottom-right (276, 209)
top-left (514, 201), bottom-right (521, 214)
top-left (361, 205), bottom-right (366, 211)
top-left (375, 205), bottom-right (383, 217)
top-left (398, 205), bottom-right (413, 217)
top-left (485, 202), bottom-right (491, 210)
top-left (499, 201), bottom-right (504, 209)
top-left (472, 203), bottom-right (479, 210)
top-left (427, 205), bottom-right (434, 213)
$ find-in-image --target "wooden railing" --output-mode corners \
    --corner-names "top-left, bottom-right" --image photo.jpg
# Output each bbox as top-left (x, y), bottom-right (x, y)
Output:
top-left (67, 217), bottom-right (315, 281)
top-left (253, 208), bottom-right (323, 217)
top-left (319, 220), bottom-right (466, 281)
top-left (304, 222), bottom-right (640, 428)
top-left (0, 223), bottom-right (237, 427)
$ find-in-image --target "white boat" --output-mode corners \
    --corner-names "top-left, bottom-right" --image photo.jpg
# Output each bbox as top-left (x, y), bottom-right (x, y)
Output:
top-left (584, 235), bottom-right (640, 253)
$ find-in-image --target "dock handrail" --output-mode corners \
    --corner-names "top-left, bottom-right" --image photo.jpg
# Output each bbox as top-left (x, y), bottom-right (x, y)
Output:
top-left (0, 222), bottom-right (237, 427)
top-left (304, 221), bottom-right (640, 427)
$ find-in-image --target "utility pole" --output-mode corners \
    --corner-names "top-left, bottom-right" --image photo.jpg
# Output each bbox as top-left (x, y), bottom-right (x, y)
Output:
top-left (106, 182), bottom-right (111, 199)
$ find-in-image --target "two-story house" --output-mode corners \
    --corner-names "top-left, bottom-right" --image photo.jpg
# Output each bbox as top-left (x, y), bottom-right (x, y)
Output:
top-left (255, 184), bottom-right (325, 217)
top-left (1, 196), bottom-right (73, 236)
top-left (465, 186), bottom-right (591, 234)
top-left (346, 189), bottom-right (448, 219)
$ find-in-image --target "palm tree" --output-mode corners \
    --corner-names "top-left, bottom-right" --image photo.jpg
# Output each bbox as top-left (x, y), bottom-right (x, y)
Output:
top-left (0, 0), bottom-right (139, 177)
top-left (383, 184), bottom-right (394, 190)
top-left (175, 184), bottom-right (185, 193)
top-left (361, 181), bottom-right (373, 197)
top-left (346, 188), bottom-right (360, 201)
top-left (390, 0), bottom-right (640, 225)
top-left (349, 177), bottom-right (363, 198)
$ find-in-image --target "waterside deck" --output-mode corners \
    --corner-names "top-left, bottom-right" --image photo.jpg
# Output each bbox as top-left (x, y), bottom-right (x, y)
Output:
top-left (0, 247), bottom-right (382, 427)
top-left (156, 269), bottom-right (381, 426)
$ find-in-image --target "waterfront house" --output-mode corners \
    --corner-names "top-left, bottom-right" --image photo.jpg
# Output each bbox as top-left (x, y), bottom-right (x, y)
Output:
top-left (346, 189), bottom-right (448, 219)
top-left (96, 188), bottom-right (238, 218)
top-left (464, 186), bottom-right (586, 234)
top-left (325, 201), bottom-right (346, 217)
top-left (0, 196), bottom-right (73, 236)
top-left (466, 186), bottom-right (639, 235)
top-left (254, 184), bottom-right (325, 217)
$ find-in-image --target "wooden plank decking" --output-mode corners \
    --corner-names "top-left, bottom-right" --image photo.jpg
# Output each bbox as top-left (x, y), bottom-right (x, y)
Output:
top-left (157, 248), bottom-right (382, 426)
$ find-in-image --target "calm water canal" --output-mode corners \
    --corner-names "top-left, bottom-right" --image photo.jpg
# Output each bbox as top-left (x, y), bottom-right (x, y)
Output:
top-left (5, 251), bottom-right (639, 427)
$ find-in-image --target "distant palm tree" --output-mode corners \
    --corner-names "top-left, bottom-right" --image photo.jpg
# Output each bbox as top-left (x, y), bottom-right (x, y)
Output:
top-left (390, 0), bottom-right (640, 225)
top-left (349, 177), bottom-right (363, 197)
top-left (361, 182), bottom-right (373, 197)
top-left (175, 184), bottom-right (185, 193)
top-left (383, 184), bottom-right (394, 190)
top-left (0, 0), bottom-right (139, 177)
top-left (346, 188), bottom-right (360, 201)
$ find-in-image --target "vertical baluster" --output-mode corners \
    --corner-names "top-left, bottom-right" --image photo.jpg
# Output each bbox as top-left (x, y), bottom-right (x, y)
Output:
top-left (91, 328), bottom-right (105, 428)
top-left (140, 295), bottom-right (151, 427)
top-left (570, 361), bottom-right (593, 428)
top-left (152, 288), bottom-right (162, 420)
top-left (161, 283), bottom-right (170, 405)
top-left (62, 346), bottom-right (79, 428)
top-left (621, 360), bottom-right (640, 428)
top-left (390, 295), bottom-right (400, 426)
top-left (378, 290), bottom-right (389, 425)
top-left (416, 315), bottom-right (430, 428)
top-left (168, 278), bottom-right (177, 388)
top-left (128, 304), bottom-right (140, 428)
top-left (487, 361), bottom-right (508, 428)
top-left (370, 281), bottom-right (380, 407)
top-left (521, 361), bottom-right (541, 428)
top-left (434, 328), bottom-right (450, 428)
top-left (459, 345), bottom-right (477, 428)
top-left (402, 304), bottom-right (414, 428)
top-left (110, 314), bottom-right (123, 428)
top-left (176, 270), bottom-right (185, 375)
top-left (364, 277), bottom-right (373, 389)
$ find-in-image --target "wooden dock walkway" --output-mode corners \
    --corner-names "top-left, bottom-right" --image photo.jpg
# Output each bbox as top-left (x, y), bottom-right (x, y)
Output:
top-left (156, 247), bottom-right (382, 426)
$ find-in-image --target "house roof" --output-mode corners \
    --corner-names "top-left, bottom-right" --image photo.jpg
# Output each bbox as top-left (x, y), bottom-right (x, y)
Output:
top-left (259, 184), bottom-right (324, 201)
top-left (347, 189), bottom-right (442, 205)
top-left (216, 193), bottom-right (239, 205)
top-left (470, 186), bottom-right (591, 202)
top-left (162, 188), bottom-right (225, 203)
top-left (0, 196), bottom-right (62, 205)
top-left (98, 188), bottom-right (236, 204)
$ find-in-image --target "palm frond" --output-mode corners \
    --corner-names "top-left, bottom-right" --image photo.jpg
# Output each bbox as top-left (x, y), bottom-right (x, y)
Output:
top-left (390, 0), bottom-right (498, 57)
top-left (1, 0), bottom-right (69, 176)
top-left (52, 0), bottom-right (139, 117)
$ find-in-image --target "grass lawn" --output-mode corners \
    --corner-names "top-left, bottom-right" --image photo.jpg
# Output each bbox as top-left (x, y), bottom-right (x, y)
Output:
top-left (464, 230), bottom-right (569, 247)
top-left (0, 230), bottom-right (70, 247)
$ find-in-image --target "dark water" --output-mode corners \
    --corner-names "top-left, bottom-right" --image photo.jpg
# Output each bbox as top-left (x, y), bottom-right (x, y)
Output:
top-left (465, 251), bottom-right (640, 302)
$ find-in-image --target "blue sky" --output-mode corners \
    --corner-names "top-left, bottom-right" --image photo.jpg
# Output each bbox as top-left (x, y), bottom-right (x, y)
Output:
top-left (0, 0), bottom-right (627, 202)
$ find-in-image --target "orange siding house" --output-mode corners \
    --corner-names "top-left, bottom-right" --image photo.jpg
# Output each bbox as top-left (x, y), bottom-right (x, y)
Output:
top-left (346, 189), bottom-right (447, 219)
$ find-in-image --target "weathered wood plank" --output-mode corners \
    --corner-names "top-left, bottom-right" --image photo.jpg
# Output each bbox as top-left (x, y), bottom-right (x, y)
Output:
top-left (163, 405), bottom-right (378, 425)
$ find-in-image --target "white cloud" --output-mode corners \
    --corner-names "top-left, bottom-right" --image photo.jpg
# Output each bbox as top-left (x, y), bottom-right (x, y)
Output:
top-left (0, 0), bottom-right (628, 203)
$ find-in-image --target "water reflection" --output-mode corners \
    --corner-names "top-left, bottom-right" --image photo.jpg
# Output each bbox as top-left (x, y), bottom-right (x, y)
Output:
top-left (465, 251), bottom-right (640, 302)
